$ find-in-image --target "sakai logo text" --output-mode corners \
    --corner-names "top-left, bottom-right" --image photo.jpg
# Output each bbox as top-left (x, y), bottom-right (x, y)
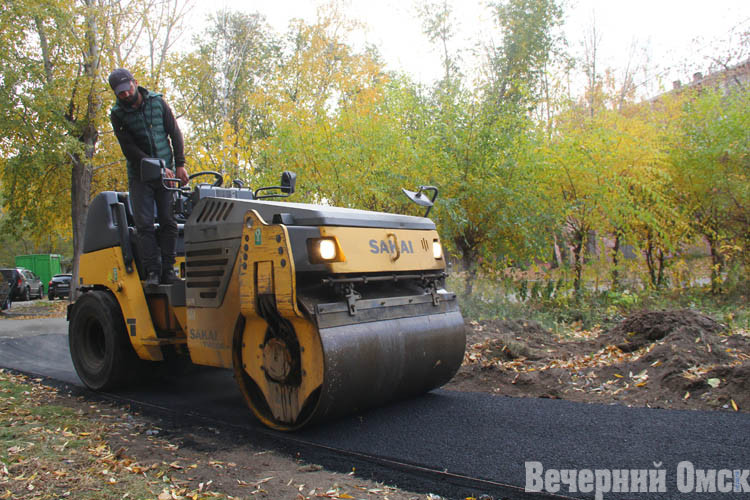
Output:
top-left (369, 239), bottom-right (415, 255)
top-left (189, 328), bottom-right (218, 341)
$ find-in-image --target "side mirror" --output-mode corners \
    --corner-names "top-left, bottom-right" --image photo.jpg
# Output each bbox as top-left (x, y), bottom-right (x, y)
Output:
top-left (402, 185), bottom-right (439, 217)
top-left (281, 171), bottom-right (296, 194)
top-left (253, 171), bottom-right (298, 199)
top-left (140, 157), bottom-right (166, 182)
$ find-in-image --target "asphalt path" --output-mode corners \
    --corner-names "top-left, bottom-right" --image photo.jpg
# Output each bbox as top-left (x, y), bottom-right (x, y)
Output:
top-left (0, 319), bottom-right (748, 500)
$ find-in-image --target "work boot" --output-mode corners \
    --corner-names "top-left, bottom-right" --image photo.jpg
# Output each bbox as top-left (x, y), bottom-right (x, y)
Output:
top-left (145, 271), bottom-right (160, 287)
top-left (161, 268), bottom-right (179, 285)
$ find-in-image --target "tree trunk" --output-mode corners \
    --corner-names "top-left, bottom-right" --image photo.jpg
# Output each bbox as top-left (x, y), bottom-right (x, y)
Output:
top-left (644, 229), bottom-right (657, 289)
top-left (572, 230), bottom-right (584, 295)
top-left (611, 231), bottom-right (621, 291)
top-left (71, 0), bottom-right (101, 300)
top-left (454, 232), bottom-right (480, 297)
top-left (461, 248), bottom-right (479, 296)
top-left (707, 234), bottom-right (724, 294)
top-left (71, 156), bottom-right (93, 299)
top-left (657, 248), bottom-right (665, 288)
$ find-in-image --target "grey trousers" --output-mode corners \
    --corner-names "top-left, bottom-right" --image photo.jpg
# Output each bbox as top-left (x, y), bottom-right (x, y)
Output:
top-left (128, 178), bottom-right (177, 275)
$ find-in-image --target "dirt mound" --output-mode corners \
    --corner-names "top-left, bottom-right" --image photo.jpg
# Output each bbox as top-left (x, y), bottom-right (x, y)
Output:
top-left (705, 363), bottom-right (750, 411)
top-left (605, 309), bottom-right (725, 352)
top-left (466, 319), bottom-right (555, 361)
top-left (450, 310), bottom-right (750, 413)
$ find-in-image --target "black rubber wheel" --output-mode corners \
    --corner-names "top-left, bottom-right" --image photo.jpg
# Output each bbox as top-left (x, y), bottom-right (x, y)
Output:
top-left (68, 290), bottom-right (138, 390)
top-left (22, 287), bottom-right (30, 301)
top-left (48, 290), bottom-right (54, 300)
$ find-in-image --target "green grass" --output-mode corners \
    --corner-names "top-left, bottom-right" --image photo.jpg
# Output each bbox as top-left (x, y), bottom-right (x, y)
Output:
top-left (448, 269), bottom-right (750, 334)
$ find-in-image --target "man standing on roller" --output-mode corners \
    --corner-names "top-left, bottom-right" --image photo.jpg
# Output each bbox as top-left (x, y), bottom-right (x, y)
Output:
top-left (108, 68), bottom-right (188, 287)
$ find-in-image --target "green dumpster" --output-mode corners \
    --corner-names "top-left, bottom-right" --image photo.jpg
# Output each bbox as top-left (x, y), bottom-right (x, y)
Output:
top-left (15, 254), bottom-right (62, 294)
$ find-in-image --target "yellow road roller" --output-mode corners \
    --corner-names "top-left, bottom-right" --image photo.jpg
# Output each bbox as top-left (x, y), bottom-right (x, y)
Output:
top-left (68, 170), bottom-right (465, 430)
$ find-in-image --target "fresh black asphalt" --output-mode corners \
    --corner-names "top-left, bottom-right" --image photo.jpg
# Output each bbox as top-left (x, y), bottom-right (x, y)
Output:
top-left (0, 326), bottom-right (748, 500)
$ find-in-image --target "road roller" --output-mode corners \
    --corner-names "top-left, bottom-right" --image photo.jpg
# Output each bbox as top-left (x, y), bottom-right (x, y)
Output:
top-left (68, 168), bottom-right (465, 430)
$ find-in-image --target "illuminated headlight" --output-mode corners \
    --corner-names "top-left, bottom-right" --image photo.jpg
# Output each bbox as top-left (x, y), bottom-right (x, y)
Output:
top-left (432, 240), bottom-right (443, 259)
top-left (318, 239), bottom-right (337, 260)
top-left (308, 237), bottom-right (344, 263)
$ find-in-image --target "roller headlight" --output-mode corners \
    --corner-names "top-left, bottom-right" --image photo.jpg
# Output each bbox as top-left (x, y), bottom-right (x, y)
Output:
top-left (308, 237), bottom-right (345, 263)
top-left (432, 240), bottom-right (443, 259)
top-left (319, 239), bottom-right (337, 260)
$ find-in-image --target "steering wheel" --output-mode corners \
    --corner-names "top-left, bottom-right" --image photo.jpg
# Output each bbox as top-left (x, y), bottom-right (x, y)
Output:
top-left (187, 171), bottom-right (223, 187)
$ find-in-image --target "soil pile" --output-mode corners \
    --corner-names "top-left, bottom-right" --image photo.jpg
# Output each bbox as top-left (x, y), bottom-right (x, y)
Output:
top-left (448, 310), bottom-right (750, 413)
top-left (603, 309), bottom-right (725, 352)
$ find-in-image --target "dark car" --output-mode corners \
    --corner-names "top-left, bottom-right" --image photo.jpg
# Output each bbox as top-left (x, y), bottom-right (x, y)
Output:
top-left (48, 274), bottom-right (73, 300)
top-left (0, 268), bottom-right (44, 301)
top-left (0, 280), bottom-right (10, 310)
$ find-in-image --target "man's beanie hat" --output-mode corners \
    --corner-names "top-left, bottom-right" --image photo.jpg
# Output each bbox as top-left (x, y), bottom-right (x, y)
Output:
top-left (108, 68), bottom-right (134, 94)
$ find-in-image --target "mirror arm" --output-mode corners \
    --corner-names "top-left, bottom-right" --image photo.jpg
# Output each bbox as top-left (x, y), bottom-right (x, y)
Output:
top-left (253, 186), bottom-right (292, 199)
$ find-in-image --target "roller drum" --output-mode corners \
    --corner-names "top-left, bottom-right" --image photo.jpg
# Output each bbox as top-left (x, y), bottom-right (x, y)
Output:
top-left (236, 306), bottom-right (466, 430)
top-left (313, 309), bottom-right (466, 423)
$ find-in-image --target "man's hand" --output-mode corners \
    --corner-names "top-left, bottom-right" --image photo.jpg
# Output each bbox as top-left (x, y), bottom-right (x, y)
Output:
top-left (175, 166), bottom-right (189, 186)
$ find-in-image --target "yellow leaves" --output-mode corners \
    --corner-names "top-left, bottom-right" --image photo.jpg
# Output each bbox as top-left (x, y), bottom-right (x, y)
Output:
top-left (631, 369), bottom-right (648, 384)
top-left (252, 476), bottom-right (274, 487)
top-left (125, 464), bottom-right (149, 474)
top-left (731, 399), bottom-right (739, 411)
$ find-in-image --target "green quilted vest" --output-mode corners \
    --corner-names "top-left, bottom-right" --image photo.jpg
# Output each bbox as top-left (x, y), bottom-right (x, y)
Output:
top-left (111, 88), bottom-right (174, 181)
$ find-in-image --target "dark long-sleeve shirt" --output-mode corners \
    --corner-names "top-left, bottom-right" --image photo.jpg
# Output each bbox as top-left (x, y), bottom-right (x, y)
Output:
top-left (110, 87), bottom-right (185, 173)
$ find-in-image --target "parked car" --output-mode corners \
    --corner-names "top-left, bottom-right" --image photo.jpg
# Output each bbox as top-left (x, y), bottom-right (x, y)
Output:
top-left (0, 280), bottom-right (10, 310)
top-left (48, 274), bottom-right (73, 300)
top-left (0, 268), bottom-right (44, 301)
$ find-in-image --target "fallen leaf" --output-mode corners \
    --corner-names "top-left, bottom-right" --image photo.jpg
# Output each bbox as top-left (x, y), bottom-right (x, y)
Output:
top-left (731, 399), bottom-right (739, 411)
top-left (707, 378), bottom-right (720, 388)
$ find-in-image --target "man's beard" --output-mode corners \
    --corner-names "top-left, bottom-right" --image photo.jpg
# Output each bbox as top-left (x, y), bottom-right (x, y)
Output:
top-left (124, 91), bottom-right (139, 106)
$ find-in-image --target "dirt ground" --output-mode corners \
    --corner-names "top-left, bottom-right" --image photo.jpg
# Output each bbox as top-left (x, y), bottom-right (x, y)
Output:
top-left (0, 298), bottom-right (68, 319)
top-left (2, 299), bottom-right (748, 499)
top-left (447, 309), bottom-right (750, 413)
top-left (1, 370), bottom-right (432, 500)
